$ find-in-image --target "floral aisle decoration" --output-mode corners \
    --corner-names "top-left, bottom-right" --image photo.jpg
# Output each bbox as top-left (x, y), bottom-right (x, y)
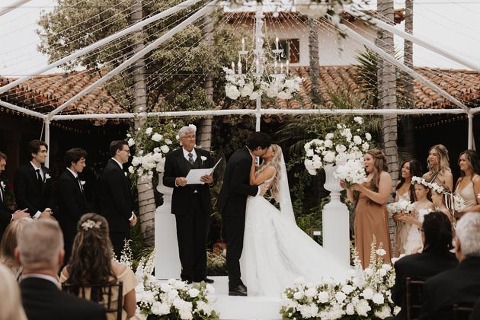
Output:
top-left (126, 120), bottom-right (185, 183)
top-left (122, 246), bottom-right (219, 320)
top-left (280, 240), bottom-right (397, 320)
top-left (304, 117), bottom-right (372, 175)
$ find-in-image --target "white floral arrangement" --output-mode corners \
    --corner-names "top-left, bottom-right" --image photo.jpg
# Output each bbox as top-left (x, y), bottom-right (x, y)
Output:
top-left (334, 159), bottom-right (366, 187)
top-left (280, 241), bottom-right (397, 320)
top-left (452, 195), bottom-right (466, 212)
top-left (304, 117), bottom-right (371, 175)
top-left (223, 66), bottom-right (302, 100)
top-left (135, 252), bottom-right (219, 320)
top-left (411, 176), bottom-right (466, 212)
top-left (127, 120), bottom-right (183, 182)
top-left (387, 199), bottom-right (415, 216)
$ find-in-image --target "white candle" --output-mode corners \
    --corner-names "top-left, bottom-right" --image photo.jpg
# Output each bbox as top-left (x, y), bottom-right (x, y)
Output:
top-left (275, 37), bottom-right (279, 50)
top-left (256, 58), bottom-right (259, 72)
top-left (242, 38), bottom-right (245, 51)
top-left (280, 63), bottom-right (284, 74)
top-left (286, 60), bottom-right (289, 74)
top-left (231, 62), bottom-right (235, 73)
top-left (238, 60), bottom-right (242, 74)
top-left (274, 61), bottom-right (278, 73)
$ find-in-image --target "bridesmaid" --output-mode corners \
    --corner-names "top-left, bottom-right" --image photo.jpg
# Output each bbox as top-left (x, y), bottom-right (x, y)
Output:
top-left (392, 159), bottom-right (423, 256)
top-left (423, 144), bottom-right (453, 191)
top-left (343, 149), bottom-right (392, 268)
top-left (453, 150), bottom-right (480, 219)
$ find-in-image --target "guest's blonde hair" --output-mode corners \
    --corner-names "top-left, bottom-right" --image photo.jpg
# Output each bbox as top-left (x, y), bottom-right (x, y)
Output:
top-left (0, 263), bottom-right (27, 320)
top-left (0, 218), bottom-right (32, 272)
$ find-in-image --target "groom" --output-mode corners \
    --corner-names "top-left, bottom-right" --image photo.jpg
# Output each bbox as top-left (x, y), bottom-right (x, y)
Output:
top-left (218, 131), bottom-right (271, 296)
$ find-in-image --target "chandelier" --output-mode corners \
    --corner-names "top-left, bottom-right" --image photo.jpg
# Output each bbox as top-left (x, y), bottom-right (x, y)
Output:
top-left (223, 8), bottom-right (302, 101)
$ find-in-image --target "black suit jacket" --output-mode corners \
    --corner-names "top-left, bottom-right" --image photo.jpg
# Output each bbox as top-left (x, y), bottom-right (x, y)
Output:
top-left (0, 180), bottom-right (12, 239)
top-left (421, 256), bottom-right (480, 320)
top-left (20, 277), bottom-right (106, 320)
top-left (57, 169), bottom-right (89, 242)
top-left (217, 147), bottom-right (258, 217)
top-left (163, 147), bottom-right (214, 216)
top-left (391, 251), bottom-right (458, 320)
top-left (14, 164), bottom-right (54, 217)
top-left (101, 159), bottom-right (133, 233)
top-left (470, 296), bottom-right (480, 320)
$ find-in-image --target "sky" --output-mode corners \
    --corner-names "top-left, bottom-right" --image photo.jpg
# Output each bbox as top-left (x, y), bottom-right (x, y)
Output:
top-left (0, 0), bottom-right (480, 77)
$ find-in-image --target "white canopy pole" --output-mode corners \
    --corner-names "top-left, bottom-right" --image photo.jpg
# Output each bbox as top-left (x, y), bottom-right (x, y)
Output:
top-left (44, 119), bottom-right (51, 167)
top-left (345, 7), bottom-right (480, 71)
top-left (468, 113), bottom-right (474, 149)
top-left (0, 0), bottom-right (204, 95)
top-left (338, 23), bottom-right (470, 111)
top-left (46, 1), bottom-right (217, 120)
top-left (0, 0), bottom-right (31, 17)
top-left (50, 107), bottom-right (466, 121)
top-left (0, 100), bottom-right (46, 119)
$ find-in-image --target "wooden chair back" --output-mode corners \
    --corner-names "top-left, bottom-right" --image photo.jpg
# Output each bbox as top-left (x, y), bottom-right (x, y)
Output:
top-left (406, 277), bottom-right (425, 320)
top-left (62, 281), bottom-right (123, 320)
top-left (453, 302), bottom-right (475, 320)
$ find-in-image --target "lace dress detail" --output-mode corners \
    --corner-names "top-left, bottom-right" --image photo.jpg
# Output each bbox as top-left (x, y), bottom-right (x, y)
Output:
top-left (454, 176), bottom-right (478, 210)
top-left (403, 203), bottom-right (430, 254)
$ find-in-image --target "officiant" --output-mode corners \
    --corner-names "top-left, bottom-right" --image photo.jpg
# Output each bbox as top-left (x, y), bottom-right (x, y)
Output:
top-left (163, 124), bottom-right (215, 284)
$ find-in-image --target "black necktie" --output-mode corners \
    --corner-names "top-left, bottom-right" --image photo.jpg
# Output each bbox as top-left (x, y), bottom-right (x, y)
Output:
top-left (35, 169), bottom-right (42, 182)
top-left (188, 153), bottom-right (194, 165)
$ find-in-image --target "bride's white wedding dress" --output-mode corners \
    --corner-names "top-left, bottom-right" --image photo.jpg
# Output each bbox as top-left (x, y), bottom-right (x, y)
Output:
top-left (240, 158), bottom-right (351, 297)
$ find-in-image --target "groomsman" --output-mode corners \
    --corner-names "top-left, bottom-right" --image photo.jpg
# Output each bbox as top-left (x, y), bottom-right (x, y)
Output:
top-left (14, 140), bottom-right (54, 220)
top-left (0, 152), bottom-right (29, 239)
top-left (57, 148), bottom-right (89, 264)
top-left (163, 125), bottom-right (215, 284)
top-left (101, 140), bottom-right (137, 258)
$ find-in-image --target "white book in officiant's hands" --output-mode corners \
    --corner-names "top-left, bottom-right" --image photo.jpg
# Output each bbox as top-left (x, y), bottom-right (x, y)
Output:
top-left (185, 158), bottom-right (222, 185)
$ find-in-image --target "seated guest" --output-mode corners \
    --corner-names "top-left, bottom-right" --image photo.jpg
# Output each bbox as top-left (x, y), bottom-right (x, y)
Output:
top-left (60, 213), bottom-right (137, 320)
top-left (471, 297), bottom-right (480, 320)
top-left (391, 211), bottom-right (457, 319)
top-left (16, 219), bottom-right (106, 320)
top-left (0, 263), bottom-right (27, 320)
top-left (421, 212), bottom-right (480, 320)
top-left (0, 217), bottom-right (32, 278)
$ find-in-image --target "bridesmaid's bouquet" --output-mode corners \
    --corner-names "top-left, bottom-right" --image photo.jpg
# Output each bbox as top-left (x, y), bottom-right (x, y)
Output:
top-left (387, 199), bottom-right (414, 216)
top-left (334, 159), bottom-right (367, 187)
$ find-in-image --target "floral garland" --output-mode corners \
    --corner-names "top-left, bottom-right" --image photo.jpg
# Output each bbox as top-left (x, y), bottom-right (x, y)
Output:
top-left (280, 240), bottom-right (397, 320)
top-left (304, 117), bottom-right (372, 175)
top-left (223, 66), bottom-right (302, 100)
top-left (411, 176), bottom-right (466, 212)
top-left (126, 120), bottom-right (185, 183)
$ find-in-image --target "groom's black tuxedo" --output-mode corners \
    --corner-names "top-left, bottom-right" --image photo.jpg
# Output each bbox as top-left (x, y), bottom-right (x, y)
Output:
top-left (14, 163), bottom-right (54, 217)
top-left (20, 277), bottom-right (106, 320)
top-left (163, 147), bottom-right (214, 282)
top-left (0, 179), bottom-right (12, 239)
top-left (218, 146), bottom-right (259, 290)
top-left (57, 169), bottom-right (89, 262)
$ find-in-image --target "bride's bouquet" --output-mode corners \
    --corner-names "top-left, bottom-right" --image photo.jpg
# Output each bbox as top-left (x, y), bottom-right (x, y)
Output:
top-left (334, 159), bottom-right (367, 187)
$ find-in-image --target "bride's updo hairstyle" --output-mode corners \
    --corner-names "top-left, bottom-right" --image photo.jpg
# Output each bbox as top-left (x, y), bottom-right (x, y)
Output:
top-left (66, 213), bottom-right (116, 286)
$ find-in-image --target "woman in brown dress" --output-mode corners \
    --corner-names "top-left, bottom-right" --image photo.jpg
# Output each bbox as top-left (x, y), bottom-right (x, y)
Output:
top-left (342, 149), bottom-right (392, 268)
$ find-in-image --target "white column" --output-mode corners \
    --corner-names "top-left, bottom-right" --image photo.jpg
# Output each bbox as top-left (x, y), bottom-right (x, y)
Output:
top-left (322, 164), bottom-right (350, 266)
top-left (154, 173), bottom-right (181, 279)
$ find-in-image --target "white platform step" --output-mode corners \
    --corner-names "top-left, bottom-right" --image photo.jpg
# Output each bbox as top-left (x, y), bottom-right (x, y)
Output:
top-left (210, 276), bottom-right (282, 320)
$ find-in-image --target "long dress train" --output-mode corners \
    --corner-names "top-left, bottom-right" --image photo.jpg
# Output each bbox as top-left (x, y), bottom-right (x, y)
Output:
top-left (240, 175), bottom-right (351, 297)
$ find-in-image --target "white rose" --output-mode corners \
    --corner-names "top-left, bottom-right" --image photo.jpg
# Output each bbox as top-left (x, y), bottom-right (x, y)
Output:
top-left (346, 303), bottom-right (355, 315)
top-left (324, 139), bottom-right (333, 148)
top-left (225, 84), bottom-right (240, 100)
top-left (361, 287), bottom-right (374, 300)
top-left (323, 151), bottom-right (336, 163)
top-left (355, 299), bottom-right (371, 317)
top-left (293, 291), bottom-right (304, 300)
top-left (317, 291), bottom-right (329, 303)
top-left (160, 145), bottom-right (170, 154)
top-left (152, 133), bottom-right (162, 142)
top-left (365, 132), bottom-right (372, 141)
top-left (376, 248), bottom-right (387, 256)
top-left (335, 291), bottom-right (347, 303)
top-left (188, 288), bottom-right (199, 298)
top-left (354, 116), bottom-right (363, 124)
top-left (128, 138), bottom-right (135, 147)
top-left (341, 284), bottom-right (355, 295)
top-left (145, 127), bottom-right (153, 135)
top-left (372, 293), bottom-right (385, 305)
top-left (353, 135), bottom-right (362, 145)
top-left (165, 139), bottom-right (172, 145)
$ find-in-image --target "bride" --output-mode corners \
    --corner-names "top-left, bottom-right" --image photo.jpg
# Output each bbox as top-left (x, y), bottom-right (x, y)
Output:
top-left (240, 144), bottom-right (351, 297)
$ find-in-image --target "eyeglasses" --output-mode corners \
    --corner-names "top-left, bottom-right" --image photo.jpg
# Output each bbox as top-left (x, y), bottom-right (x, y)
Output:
top-left (181, 135), bottom-right (196, 140)
top-left (120, 149), bottom-right (130, 153)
